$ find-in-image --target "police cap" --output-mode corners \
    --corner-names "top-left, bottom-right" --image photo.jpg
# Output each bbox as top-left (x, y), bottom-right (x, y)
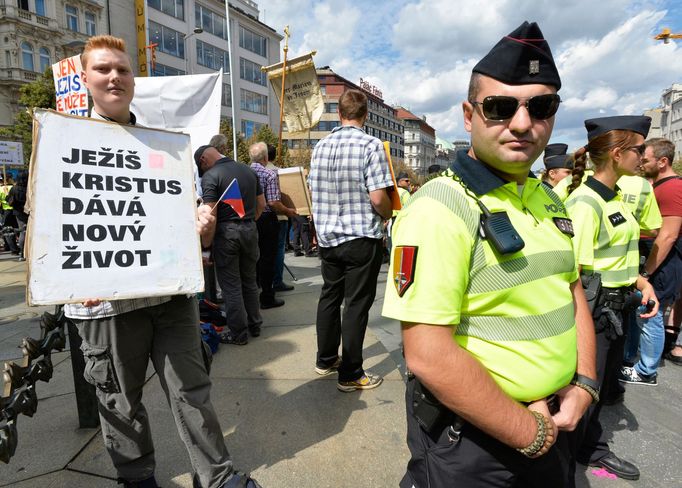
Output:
top-left (544, 143), bottom-right (573, 170)
top-left (584, 116), bottom-right (652, 141)
top-left (473, 21), bottom-right (561, 90)
top-left (397, 172), bottom-right (410, 181)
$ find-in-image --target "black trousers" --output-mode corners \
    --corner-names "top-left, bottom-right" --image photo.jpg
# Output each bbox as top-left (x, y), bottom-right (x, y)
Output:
top-left (256, 212), bottom-right (279, 304)
top-left (572, 309), bottom-right (628, 465)
top-left (316, 237), bottom-right (383, 382)
top-left (292, 215), bottom-right (311, 253)
top-left (213, 220), bottom-right (262, 339)
top-left (401, 378), bottom-right (570, 488)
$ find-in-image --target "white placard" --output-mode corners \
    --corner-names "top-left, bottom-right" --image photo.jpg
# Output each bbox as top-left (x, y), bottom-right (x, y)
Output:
top-left (26, 109), bottom-right (204, 305)
top-left (0, 140), bottom-right (24, 166)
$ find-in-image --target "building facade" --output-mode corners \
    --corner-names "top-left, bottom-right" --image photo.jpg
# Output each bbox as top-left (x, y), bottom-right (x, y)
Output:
top-left (648, 83), bottom-right (682, 162)
top-left (283, 66), bottom-right (404, 163)
top-left (0, 0), bottom-right (108, 125)
top-left (139, 0), bottom-right (282, 138)
top-left (0, 0), bottom-right (282, 137)
top-left (395, 106), bottom-right (435, 176)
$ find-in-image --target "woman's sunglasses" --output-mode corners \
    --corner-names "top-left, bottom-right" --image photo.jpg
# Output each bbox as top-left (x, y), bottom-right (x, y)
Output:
top-left (469, 94), bottom-right (561, 121)
top-left (626, 144), bottom-right (646, 156)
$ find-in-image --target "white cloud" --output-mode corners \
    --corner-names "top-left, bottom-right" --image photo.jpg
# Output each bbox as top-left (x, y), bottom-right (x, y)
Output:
top-left (255, 0), bottom-right (682, 147)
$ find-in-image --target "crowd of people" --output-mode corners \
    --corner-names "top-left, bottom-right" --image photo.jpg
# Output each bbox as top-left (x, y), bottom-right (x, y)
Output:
top-left (0, 172), bottom-right (28, 261)
top-left (13, 19), bottom-right (682, 488)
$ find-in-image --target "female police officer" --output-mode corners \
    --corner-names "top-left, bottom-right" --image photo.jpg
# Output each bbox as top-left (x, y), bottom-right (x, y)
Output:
top-left (565, 116), bottom-right (659, 480)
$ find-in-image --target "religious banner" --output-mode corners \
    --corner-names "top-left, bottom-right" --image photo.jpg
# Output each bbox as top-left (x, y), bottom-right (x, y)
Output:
top-left (263, 52), bottom-right (324, 133)
top-left (26, 109), bottom-right (203, 305)
top-left (52, 55), bottom-right (88, 116)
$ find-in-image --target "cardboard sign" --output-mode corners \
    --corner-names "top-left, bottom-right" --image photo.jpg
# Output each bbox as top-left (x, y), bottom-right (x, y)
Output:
top-left (278, 166), bottom-right (312, 216)
top-left (0, 141), bottom-right (24, 166)
top-left (26, 109), bottom-right (203, 305)
top-left (52, 55), bottom-right (88, 116)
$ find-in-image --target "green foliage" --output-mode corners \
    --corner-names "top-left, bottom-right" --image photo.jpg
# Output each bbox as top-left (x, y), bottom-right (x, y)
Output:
top-left (0, 67), bottom-right (56, 164)
top-left (218, 119), bottom-right (249, 163)
top-left (673, 159), bottom-right (682, 176)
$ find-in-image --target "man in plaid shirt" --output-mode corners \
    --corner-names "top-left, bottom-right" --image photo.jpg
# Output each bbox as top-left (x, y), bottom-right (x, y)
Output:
top-left (308, 88), bottom-right (393, 392)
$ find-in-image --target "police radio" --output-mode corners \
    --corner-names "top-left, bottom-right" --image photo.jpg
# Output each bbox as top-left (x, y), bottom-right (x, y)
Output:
top-left (477, 201), bottom-right (525, 255)
top-left (449, 169), bottom-right (525, 256)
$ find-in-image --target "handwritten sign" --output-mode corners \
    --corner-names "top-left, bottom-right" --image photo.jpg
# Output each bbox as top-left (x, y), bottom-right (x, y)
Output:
top-left (26, 110), bottom-right (203, 305)
top-left (52, 55), bottom-right (88, 116)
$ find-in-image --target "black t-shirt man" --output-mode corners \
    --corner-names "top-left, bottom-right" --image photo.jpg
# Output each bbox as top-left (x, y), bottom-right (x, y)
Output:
top-left (201, 157), bottom-right (262, 222)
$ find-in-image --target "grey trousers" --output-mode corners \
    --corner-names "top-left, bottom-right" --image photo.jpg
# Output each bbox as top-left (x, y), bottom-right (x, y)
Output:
top-left (75, 296), bottom-right (232, 487)
top-left (213, 220), bottom-right (262, 338)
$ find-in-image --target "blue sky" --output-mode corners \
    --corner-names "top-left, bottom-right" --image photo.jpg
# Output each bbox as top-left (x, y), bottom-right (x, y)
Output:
top-left (257, 0), bottom-right (682, 169)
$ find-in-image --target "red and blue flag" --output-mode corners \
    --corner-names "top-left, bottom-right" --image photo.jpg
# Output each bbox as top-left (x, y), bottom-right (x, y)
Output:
top-left (217, 178), bottom-right (245, 218)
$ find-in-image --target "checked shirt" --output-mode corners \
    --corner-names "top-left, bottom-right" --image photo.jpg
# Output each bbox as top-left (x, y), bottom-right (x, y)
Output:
top-left (309, 125), bottom-right (393, 248)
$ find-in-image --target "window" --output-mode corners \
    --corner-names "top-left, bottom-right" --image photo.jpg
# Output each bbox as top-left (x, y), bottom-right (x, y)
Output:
top-left (35, 0), bottom-right (45, 16)
top-left (222, 84), bottom-right (231, 106)
top-left (148, 21), bottom-right (184, 59)
top-left (325, 102), bottom-right (338, 113)
top-left (39, 47), bottom-right (50, 72)
top-left (151, 63), bottom-right (185, 76)
top-left (241, 119), bottom-right (263, 138)
top-left (85, 12), bottom-right (96, 36)
top-left (239, 26), bottom-right (266, 57)
top-left (66, 5), bottom-right (79, 32)
top-left (195, 4), bottom-right (226, 39)
top-left (196, 40), bottom-right (228, 70)
top-left (239, 58), bottom-right (266, 86)
top-left (21, 42), bottom-right (34, 71)
top-left (18, 0), bottom-right (28, 10)
top-left (240, 89), bottom-right (267, 115)
top-left (147, 0), bottom-right (184, 20)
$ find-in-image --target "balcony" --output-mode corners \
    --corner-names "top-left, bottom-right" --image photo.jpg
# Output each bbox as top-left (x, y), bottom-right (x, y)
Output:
top-left (0, 68), bottom-right (39, 83)
top-left (0, 6), bottom-right (59, 31)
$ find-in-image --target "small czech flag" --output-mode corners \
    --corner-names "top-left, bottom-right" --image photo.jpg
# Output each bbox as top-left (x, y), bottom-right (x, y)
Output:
top-left (217, 178), bottom-right (245, 218)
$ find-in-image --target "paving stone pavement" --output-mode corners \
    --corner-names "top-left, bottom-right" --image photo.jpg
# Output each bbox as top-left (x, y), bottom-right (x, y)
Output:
top-left (0, 250), bottom-right (680, 487)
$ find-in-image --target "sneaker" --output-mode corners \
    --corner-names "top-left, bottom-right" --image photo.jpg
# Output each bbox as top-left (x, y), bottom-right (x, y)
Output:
top-left (315, 356), bottom-right (342, 376)
top-left (294, 250), bottom-right (304, 257)
top-left (219, 331), bottom-right (248, 345)
top-left (337, 372), bottom-right (383, 392)
top-left (618, 366), bottom-right (657, 386)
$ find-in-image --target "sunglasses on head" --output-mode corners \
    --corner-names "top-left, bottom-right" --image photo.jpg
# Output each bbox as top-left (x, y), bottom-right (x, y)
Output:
top-left (626, 144), bottom-right (645, 156)
top-left (469, 94), bottom-right (561, 121)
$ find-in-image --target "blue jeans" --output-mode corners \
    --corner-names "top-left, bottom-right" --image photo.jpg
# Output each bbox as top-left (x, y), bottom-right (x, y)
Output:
top-left (273, 219), bottom-right (288, 286)
top-left (624, 308), bottom-right (665, 377)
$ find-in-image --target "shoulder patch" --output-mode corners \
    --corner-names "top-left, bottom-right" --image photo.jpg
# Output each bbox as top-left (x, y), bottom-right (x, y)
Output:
top-left (608, 212), bottom-right (626, 227)
top-left (393, 246), bottom-right (418, 297)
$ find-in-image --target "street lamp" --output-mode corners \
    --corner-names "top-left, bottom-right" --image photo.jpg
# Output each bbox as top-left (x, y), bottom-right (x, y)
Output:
top-left (183, 27), bottom-right (203, 74)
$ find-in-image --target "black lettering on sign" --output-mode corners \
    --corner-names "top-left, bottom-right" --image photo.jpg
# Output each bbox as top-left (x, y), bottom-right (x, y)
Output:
top-left (61, 249), bottom-right (152, 269)
top-left (608, 212), bottom-right (626, 227)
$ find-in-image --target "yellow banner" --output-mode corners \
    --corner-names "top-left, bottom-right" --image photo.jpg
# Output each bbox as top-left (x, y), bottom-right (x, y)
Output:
top-left (263, 52), bottom-right (323, 133)
top-left (135, 0), bottom-right (148, 76)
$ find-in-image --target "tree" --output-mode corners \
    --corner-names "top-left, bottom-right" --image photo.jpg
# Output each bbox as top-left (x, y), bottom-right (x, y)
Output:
top-left (253, 125), bottom-right (289, 165)
top-left (0, 67), bottom-right (56, 164)
top-left (218, 119), bottom-right (249, 163)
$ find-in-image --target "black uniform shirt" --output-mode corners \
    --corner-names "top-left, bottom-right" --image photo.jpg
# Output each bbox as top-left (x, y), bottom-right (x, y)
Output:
top-left (201, 157), bottom-right (262, 222)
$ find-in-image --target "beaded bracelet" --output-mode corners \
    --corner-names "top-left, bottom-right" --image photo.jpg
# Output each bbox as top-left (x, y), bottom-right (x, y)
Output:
top-left (570, 379), bottom-right (600, 404)
top-left (516, 410), bottom-right (548, 458)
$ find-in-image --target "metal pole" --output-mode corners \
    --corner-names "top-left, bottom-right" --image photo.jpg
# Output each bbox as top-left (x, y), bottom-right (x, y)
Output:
top-left (276, 26), bottom-right (290, 165)
top-left (225, 4), bottom-right (238, 160)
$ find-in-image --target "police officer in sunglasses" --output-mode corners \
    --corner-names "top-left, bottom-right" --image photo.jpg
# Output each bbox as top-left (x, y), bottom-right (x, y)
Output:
top-left (383, 21), bottom-right (597, 487)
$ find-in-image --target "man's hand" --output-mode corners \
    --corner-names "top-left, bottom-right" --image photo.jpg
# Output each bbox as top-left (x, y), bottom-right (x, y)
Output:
top-left (526, 398), bottom-right (558, 457)
top-left (637, 278), bottom-right (659, 318)
top-left (196, 204), bottom-right (216, 236)
top-left (551, 384), bottom-right (592, 431)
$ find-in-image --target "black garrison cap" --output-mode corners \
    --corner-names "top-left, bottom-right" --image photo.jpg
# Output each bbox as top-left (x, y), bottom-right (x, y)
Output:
top-left (194, 144), bottom-right (211, 166)
top-left (397, 172), bottom-right (410, 181)
top-left (473, 21), bottom-right (561, 90)
top-left (544, 143), bottom-right (573, 170)
top-left (584, 116), bottom-right (652, 142)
